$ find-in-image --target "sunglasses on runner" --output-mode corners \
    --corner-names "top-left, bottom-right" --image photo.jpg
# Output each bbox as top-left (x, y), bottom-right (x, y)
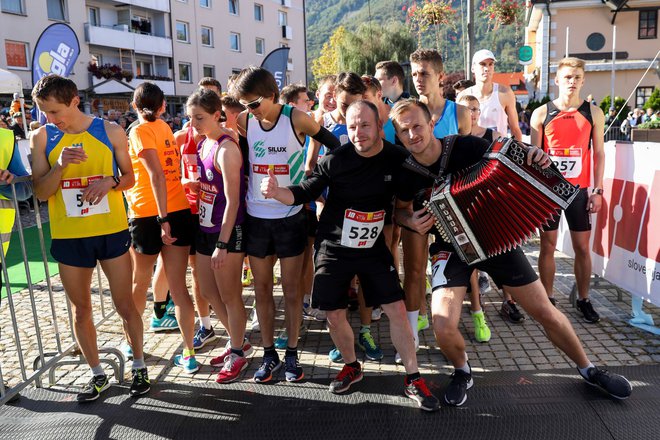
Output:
top-left (240, 96), bottom-right (264, 110)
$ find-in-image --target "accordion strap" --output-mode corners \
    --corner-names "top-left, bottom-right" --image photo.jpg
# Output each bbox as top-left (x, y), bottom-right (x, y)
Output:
top-left (436, 135), bottom-right (458, 177)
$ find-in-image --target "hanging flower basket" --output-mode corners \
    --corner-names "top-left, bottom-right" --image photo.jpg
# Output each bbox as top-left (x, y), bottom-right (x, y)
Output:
top-left (404, 0), bottom-right (458, 49)
top-left (480, 0), bottom-right (524, 27)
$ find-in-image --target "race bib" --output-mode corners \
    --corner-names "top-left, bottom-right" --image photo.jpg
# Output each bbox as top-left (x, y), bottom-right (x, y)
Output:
top-left (253, 164), bottom-right (291, 200)
top-left (198, 190), bottom-right (216, 228)
top-left (430, 251), bottom-right (452, 290)
top-left (61, 176), bottom-right (110, 218)
top-left (340, 209), bottom-right (385, 249)
top-left (548, 148), bottom-right (582, 179)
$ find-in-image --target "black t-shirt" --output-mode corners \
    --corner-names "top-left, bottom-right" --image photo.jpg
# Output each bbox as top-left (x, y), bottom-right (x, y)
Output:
top-left (289, 140), bottom-right (409, 251)
top-left (397, 135), bottom-right (490, 245)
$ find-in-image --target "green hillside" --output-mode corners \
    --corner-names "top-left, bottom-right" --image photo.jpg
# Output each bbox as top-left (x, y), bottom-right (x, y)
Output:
top-left (306, 0), bottom-right (525, 76)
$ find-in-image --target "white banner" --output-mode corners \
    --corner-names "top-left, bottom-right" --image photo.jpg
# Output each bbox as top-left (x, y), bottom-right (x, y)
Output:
top-left (556, 141), bottom-right (660, 307)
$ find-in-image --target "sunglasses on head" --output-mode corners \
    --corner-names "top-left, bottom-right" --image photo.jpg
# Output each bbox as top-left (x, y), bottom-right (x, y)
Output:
top-left (240, 96), bottom-right (264, 110)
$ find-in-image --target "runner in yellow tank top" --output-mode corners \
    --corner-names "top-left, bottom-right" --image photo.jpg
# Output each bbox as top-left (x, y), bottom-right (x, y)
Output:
top-left (31, 75), bottom-right (150, 402)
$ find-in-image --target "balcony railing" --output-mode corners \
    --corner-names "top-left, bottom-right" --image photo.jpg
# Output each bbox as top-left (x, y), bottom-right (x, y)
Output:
top-left (85, 23), bottom-right (173, 57)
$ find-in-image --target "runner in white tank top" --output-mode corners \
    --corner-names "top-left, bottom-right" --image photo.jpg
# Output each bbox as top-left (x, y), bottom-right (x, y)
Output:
top-left (478, 83), bottom-right (508, 135)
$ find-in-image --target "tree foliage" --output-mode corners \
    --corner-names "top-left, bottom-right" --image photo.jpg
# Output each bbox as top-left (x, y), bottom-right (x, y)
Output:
top-left (311, 26), bottom-right (347, 80)
top-left (642, 88), bottom-right (660, 112)
top-left (600, 95), bottom-right (630, 122)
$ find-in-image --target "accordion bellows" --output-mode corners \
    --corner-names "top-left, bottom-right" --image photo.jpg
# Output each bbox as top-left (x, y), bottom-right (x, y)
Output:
top-left (424, 137), bottom-right (579, 264)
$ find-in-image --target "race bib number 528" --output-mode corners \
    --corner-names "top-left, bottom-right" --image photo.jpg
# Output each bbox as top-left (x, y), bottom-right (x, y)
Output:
top-left (340, 209), bottom-right (385, 249)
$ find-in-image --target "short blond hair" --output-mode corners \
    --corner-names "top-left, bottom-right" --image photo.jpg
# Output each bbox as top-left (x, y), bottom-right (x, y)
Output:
top-left (557, 57), bottom-right (585, 72)
top-left (457, 94), bottom-right (479, 106)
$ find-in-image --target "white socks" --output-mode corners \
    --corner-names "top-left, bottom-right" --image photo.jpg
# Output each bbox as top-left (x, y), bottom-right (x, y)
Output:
top-left (199, 315), bottom-right (212, 329)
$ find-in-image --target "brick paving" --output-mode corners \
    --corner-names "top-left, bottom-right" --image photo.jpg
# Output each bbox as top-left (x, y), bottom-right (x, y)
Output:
top-left (2, 221), bottom-right (659, 395)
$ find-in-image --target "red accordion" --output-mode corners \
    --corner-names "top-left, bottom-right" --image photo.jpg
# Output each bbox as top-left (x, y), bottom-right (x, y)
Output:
top-left (422, 137), bottom-right (579, 264)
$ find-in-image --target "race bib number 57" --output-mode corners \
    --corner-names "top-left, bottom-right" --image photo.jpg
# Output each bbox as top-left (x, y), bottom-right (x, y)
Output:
top-left (430, 251), bottom-right (452, 290)
top-left (340, 209), bottom-right (385, 249)
top-left (61, 176), bottom-right (110, 218)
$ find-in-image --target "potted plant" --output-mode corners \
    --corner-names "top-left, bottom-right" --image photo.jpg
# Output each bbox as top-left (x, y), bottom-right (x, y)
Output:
top-left (480, 0), bottom-right (524, 27)
top-left (405, 0), bottom-right (458, 49)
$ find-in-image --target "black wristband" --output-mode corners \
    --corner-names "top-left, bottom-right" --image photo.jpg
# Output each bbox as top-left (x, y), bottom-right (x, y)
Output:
top-left (111, 175), bottom-right (120, 189)
top-left (592, 188), bottom-right (603, 195)
top-left (156, 215), bottom-right (170, 224)
top-left (215, 241), bottom-right (228, 250)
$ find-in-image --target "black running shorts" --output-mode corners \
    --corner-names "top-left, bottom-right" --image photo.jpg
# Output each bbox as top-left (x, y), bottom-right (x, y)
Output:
top-left (129, 209), bottom-right (196, 255)
top-left (245, 210), bottom-right (306, 258)
top-left (543, 188), bottom-right (591, 232)
top-left (195, 225), bottom-right (245, 256)
top-left (312, 242), bottom-right (404, 311)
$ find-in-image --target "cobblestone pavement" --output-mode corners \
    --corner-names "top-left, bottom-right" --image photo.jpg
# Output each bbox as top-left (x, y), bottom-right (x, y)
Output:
top-left (1, 233), bottom-right (658, 395)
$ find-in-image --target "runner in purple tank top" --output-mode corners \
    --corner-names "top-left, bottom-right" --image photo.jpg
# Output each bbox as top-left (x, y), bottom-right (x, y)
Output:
top-left (186, 88), bottom-right (251, 384)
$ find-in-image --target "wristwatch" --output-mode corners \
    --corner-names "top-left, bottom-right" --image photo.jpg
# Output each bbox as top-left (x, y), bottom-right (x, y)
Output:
top-left (592, 188), bottom-right (603, 195)
top-left (156, 215), bottom-right (170, 224)
top-left (215, 241), bottom-right (228, 250)
top-left (111, 175), bottom-right (121, 189)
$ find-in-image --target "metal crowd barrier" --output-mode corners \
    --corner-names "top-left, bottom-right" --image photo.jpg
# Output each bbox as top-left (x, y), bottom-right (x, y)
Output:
top-left (0, 176), bottom-right (124, 405)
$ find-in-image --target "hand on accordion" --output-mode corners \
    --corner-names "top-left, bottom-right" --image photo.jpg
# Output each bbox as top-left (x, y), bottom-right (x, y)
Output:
top-left (526, 145), bottom-right (553, 169)
top-left (408, 207), bottom-right (434, 235)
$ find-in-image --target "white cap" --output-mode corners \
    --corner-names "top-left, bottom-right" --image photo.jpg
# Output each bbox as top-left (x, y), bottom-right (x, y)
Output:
top-left (472, 49), bottom-right (497, 65)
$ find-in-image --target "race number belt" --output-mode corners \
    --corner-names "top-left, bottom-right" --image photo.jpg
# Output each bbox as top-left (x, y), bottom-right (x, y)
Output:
top-left (199, 189), bottom-right (216, 227)
top-left (340, 209), bottom-right (385, 249)
top-left (61, 175), bottom-right (110, 218)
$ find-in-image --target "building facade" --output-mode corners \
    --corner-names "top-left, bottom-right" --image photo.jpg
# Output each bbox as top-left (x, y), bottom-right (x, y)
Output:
top-left (525, 0), bottom-right (659, 108)
top-left (1, 0), bottom-right (307, 111)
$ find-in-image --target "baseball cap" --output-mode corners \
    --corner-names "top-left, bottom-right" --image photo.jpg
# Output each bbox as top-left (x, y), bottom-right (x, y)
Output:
top-left (472, 49), bottom-right (497, 65)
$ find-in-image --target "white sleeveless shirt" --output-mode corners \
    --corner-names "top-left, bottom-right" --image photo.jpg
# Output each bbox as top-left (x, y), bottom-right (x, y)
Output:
top-left (246, 104), bottom-right (305, 219)
top-left (478, 83), bottom-right (508, 135)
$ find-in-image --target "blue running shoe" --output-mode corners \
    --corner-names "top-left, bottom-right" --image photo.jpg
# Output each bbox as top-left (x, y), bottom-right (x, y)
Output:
top-left (284, 355), bottom-right (304, 382)
top-left (120, 342), bottom-right (133, 360)
top-left (253, 354), bottom-right (282, 383)
top-left (166, 298), bottom-right (176, 316)
top-left (358, 332), bottom-right (383, 361)
top-left (274, 331), bottom-right (288, 349)
top-left (193, 326), bottom-right (218, 350)
top-left (174, 354), bottom-right (199, 374)
top-left (328, 347), bottom-right (343, 363)
top-left (150, 314), bottom-right (179, 332)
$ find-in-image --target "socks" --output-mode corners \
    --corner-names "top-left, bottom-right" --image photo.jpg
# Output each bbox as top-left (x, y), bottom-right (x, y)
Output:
top-left (153, 300), bottom-right (167, 319)
top-left (264, 345), bottom-right (277, 358)
top-left (199, 315), bottom-right (212, 329)
top-left (285, 346), bottom-right (297, 358)
top-left (347, 360), bottom-right (360, 369)
top-left (132, 357), bottom-right (146, 370)
top-left (230, 348), bottom-right (245, 357)
top-left (91, 364), bottom-right (104, 377)
top-left (406, 371), bottom-right (421, 383)
top-left (471, 309), bottom-right (484, 316)
top-left (303, 294), bottom-right (311, 307)
top-left (578, 362), bottom-right (595, 378)
top-left (407, 310), bottom-right (419, 347)
top-left (183, 348), bottom-right (195, 358)
top-left (359, 325), bottom-right (370, 335)
top-left (456, 362), bottom-right (471, 375)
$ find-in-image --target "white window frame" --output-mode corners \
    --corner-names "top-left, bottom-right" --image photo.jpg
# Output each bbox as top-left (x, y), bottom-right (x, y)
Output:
top-left (255, 37), bottom-right (265, 56)
top-left (278, 10), bottom-right (287, 26)
top-left (1, 0), bottom-right (25, 15)
top-left (47, 0), bottom-right (67, 21)
top-left (229, 32), bottom-right (241, 52)
top-left (228, 0), bottom-right (239, 16)
top-left (203, 65), bottom-right (215, 78)
top-left (201, 26), bottom-right (213, 47)
top-left (179, 62), bottom-right (192, 83)
top-left (88, 7), bottom-right (99, 26)
top-left (176, 21), bottom-right (190, 43)
top-left (254, 3), bottom-right (263, 22)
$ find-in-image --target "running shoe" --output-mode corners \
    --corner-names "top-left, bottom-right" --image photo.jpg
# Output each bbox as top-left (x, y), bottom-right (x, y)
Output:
top-left (395, 341), bottom-right (419, 365)
top-left (444, 368), bottom-right (473, 406)
top-left (193, 326), bottom-right (218, 350)
top-left (328, 347), bottom-right (343, 363)
top-left (580, 367), bottom-right (632, 399)
top-left (129, 368), bottom-right (150, 397)
top-left (210, 339), bottom-right (254, 367)
top-left (577, 298), bottom-right (601, 323)
top-left (241, 265), bottom-right (253, 287)
top-left (472, 311), bottom-right (491, 343)
top-left (274, 330), bottom-right (288, 349)
top-left (77, 374), bottom-right (110, 403)
top-left (253, 354), bottom-right (282, 383)
top-left (417, 314), bottom-right (430, 331)
top-left (174, 354), bottom-right (199, 374)
top-left (329, 363), bottom-right (363, 394)
top-left (250, 307), bottom-right (260, 332)
top-left (284, 355), bottom-right (305, 382)
top-left (404, 376), bottom-right (440, 412)
top-left (499, 300), bottom-right (525, 323)
top-left (216, 353), bottom-right (248, 384)
top-left (150, 314), bottom-right (179, 332)
top-left (371, 307), bottom-right (383, 321)
top-left (358, 332), bottom-right (383, 361)
top-left (303, 302), bottom-right (327, 321)
top-left (548, 296), bottom-right (558, 307)
top-left (120, 342), bottom-right (133, 360)
top-left (425, 277), bottom-right (432, 295)
top-left (166, 297), bottom-right (176, 316)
